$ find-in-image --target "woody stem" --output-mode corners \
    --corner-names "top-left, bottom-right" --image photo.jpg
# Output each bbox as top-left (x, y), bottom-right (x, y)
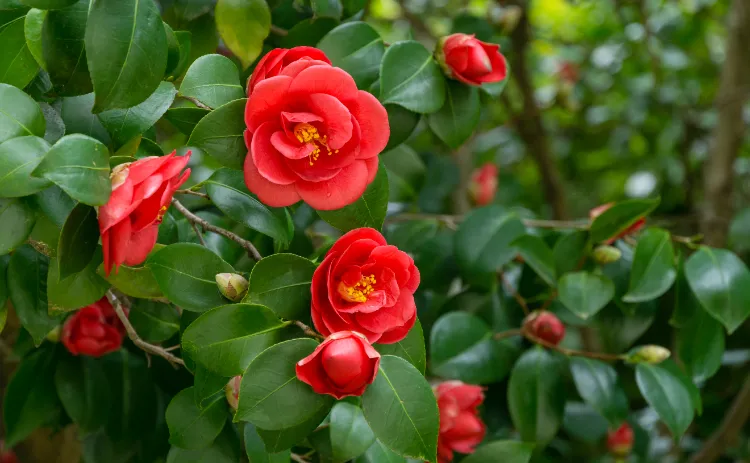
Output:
top-left (521, 327), bottom-right (625, 362)
top-left (293, 320), bottom-right (325, 340)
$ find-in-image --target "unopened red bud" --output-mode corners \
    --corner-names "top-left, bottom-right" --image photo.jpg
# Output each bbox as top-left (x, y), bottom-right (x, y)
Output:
top-left (626, 345), bottom-right (670, 365)
top-left (216, 273), bottom-right (249, 302)
top-left (225, 375), bottom-right (241, 411)
top-left (593, 245), bottom-right (622, 265)
top-left (524, 311), bottom-right (565, 346)
top-left (607, 423), bottom-right (634, 457)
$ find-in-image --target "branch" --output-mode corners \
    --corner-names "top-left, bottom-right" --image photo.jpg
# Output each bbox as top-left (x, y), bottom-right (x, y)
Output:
top-left (175, 189), bottom-right (210, 200)
top-left (493, 329), bottom-right (523, 341)
top-left (271, 24), bottom-right (288, 36)
top-left (176, 94), bottom-right (213, 111)
top-left (293, 320), bottom-right (325, 340)
top-left (499, 271), bottom-right (529, 315)
top-left (522, 328), bottom-right (625, 362)
top-left (171, 199), bottom-right (262, 261)
top-left (105, 290), bottom-right (185, 368)
top-left (290, 454), bottom-right (309, 463)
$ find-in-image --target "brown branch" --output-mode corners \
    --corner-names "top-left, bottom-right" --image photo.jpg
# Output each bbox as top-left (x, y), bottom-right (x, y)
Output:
top-left (190, 220), bottom-right (207, 246)
top-left (494, 329), bottom-right (523, 341)
top-left (176, 94), bottom-right (213, 111)
top-left (290, 453), bottom-right (309, 463)
top-left (522, 328), bottom-right (625, 362)
top-left (270, 24), bottom-right (288, 36)
top-left (293, 321), bottom-right (325, 340)
top-left (499, 271), bottom-right (529, 315)
top-left (171, 199), bottom-right (262, 261)
top-left (175, 189), bottom-right (209, 200)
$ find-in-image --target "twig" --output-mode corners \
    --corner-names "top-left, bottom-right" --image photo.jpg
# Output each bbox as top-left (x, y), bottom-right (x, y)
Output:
top-left (293, 320), bottom-right (325, 340)
top-left (290, 454), bottom-right (308, 463)
top-left (105, 290), bottom-right (185, 368)
top-left (522, 328), bottom-right (625, 362)
top-left (164, 345), bottom-right (181, 352)
top-left (524, 218), bottom-right (588, 229)
top-left (499, 271), bottom-right (529, 315)
top-left (171, 199), bottom-right (262, 261)
top-left (271, 24), bottom-right (288, 36)
top-left (494, 329), bottom-right (523, 341)
top-left (190, 220), bottom-right (207, 246)
top-left (175, 189), bottom-right (209, 200)
top-left (176, 94), bottom-right (213, 111)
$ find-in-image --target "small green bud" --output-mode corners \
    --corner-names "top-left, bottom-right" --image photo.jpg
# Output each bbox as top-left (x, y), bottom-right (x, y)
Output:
top-left (216, 273), bottom-right (249, 302)
top-left (626, 345), bottom-right (671, 365)
top-left (592, 245), bottom-right (622, 265)
top-left (46, 325), bottom-right (61, 343)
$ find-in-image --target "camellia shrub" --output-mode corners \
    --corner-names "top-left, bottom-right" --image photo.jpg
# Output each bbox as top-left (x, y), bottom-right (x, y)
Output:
top-left (0, 0), bottom-right (747, 462)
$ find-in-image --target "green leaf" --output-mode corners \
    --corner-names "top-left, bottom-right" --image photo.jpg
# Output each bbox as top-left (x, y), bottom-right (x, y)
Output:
top-left (47, 248), bottom-right (108, 312)
top-left (129, 299), bottom-right (180, 343)
top-left (380, 144), bottom-right (425, 201)
top-left (279, 18), bottom-right (338, 48)
top-left (380, 41), bottom-right (446, 114)
top-left (589, 198), bottom-right (658, 244)
top-left (461, 441), bottom-right (534, 463)
top-left (427, 80), bottom-right (480, 149)
top-left (24, 9), bottom-right (46, 70)
top-left (166, 387), bottom-right (227, 450)
top-left (29, 185), bottom-right (75, 228)
top-left (0, 17), bottom-right (38, 89)
top-left (166, 424), bottom-right (242, 463)
top-left (375, 318), bottom-right (426, 374)
top-left (205, 168), bottom-right (293, 245)
top-left (635, 363), bottom-right (694, 438)
top-left (318, 21), bottom-right (385, 89)
top-left (430, 312), bottom-right (518, 384)
top-left (20, 0), bottom-right (78, 7)
top-left (311, 0), bottom-right (342, 18)
top-left (512, 234), bottom-right (557, 287)
top-left (242, 253), bottom-right (315, 322)
top-left (354, 440), bottom-right (406, 463)
top-left (165, 107), bottom-right (210, 135)
top-left (0, 83), bottom-right (45, 144)
top-left (553, 232), bottom-right (589, 276)
top-left (180, 54), bottom-right (244, 109)
top-left (256, 404), bottom-right (331, 452)
top-left (569, 358), bottom-right (628, 427)
top-left (685, 246), bottom-right (750, 333)
top-left (194, 366), bottom-right (229, 409)
top-left (85, 0), bottom-right (168, 112)
top-left (98, 262), bottom-right (163, 299)
top-left (59, 93), bottom-right (111, 143)
top-left (0, 255), bottom-right (9, 309)
top-left (97, 81), bottom-right (177, 147)
top-left (8, 245), bottom-right (59, 345)
top-left (558, 271), bottom-right (615, 319)
top-left (42, 0), bottom-right (93, 95)
top-left (54, 355), bottom-right (110, 434)
top-left (330, 402), bottom-right (376, 462)
top-left (317, 163), bottom-right (389, 231)
top-left (671, 259), bottom-right (701, 327)
top-left (0, 198), bottom-right (36, 255)
top-left (146, 243), bottom-right (235, 312)
top-left (245, 423), bottom-right (290, 463)
top-left (661, 359), bottom-right (702, 415)
top-left (215, 0), bottom-right (270, 68)
top-left (56, 203), bottom-right (99, 279)
top-left (188, 98), bottom-right (246, 169)
top-left (0, 136), bottom-right (51, 197)
top-left (40, 102), bottom-right (65, 144)
top-left (182, 303), bottom-right (285, 377)
top-left (167, 30), bottom-right (191, 79)
top-left (236, 338), bottom-right (334, 430)
top-left (508, 348), bottom-right (566, 447)
top-left (384, 104), bottom-right (420, 150)
top-left (623, 228), bottom-right (676, 303)
top-left (677, 307), bottom-right (724, 383)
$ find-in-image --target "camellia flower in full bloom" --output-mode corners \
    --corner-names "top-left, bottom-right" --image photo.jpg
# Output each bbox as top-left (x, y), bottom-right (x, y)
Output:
top-left (98, 152), bottom-right (191, 275)
top-left (436, 33), bottom-right (507, 86)
top-left (247, 46), bottom-right (331, 95)
top-left (243, 48), bottom-right (389, 211)
top-left (296, 331), bottom-right (381, 399)
top-left (61, 297), bottom-right (127, 357)
top-left (434, 381), bottom-right (486, 463)
top-left (589, 203), bottom-right (646, 244)
top-left (469, 163), bottom-right (498, 206)
top-left (311, 228), bottom-right (420, 344)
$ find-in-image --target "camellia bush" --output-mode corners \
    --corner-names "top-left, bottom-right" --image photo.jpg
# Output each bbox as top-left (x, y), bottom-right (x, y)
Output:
top-left (0, 0), bottom-right (748, 462)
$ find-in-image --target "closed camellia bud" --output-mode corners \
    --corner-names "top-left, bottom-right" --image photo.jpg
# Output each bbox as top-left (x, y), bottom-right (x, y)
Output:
top-left (607, 423), bottom-right (634, 457)
top-left (589, 203), bottom-right (646, 244)
top-left (247, 46), bottom-right (331, 95)
top-left (296, 331), bottom-right (380, 399)
top-left (524, 311), bottom-right (566, 346)
top-left (216, 273), bottom-right (249, 302)
top-left (469, 163), bottom-right (498, 206)
top-left (434, 381), bottom-right (486, 463)
top-left (593, 245), bottom-right (622, 265)
top-left (225, 375), bottom-right (242, 411)
top-left (436, 33), bottom-right (508, 86)
top-left (626, 345), bottom-right (670, 365)
top-left (62, 297), bottom-right (127, 358)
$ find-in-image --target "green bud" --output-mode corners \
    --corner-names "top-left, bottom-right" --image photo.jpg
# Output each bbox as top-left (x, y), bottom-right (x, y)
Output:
top-left (46, 325), bottom-right (61, 343)
top-left (592, 245), bottom-right (622, 265)
top-left (626, 345), bottom-right (671, 365)
top-left (215, 273), bottom-right (249, 302)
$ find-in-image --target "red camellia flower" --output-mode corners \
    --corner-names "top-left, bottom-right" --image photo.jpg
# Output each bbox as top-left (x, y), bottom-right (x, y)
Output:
top-left (99, 152), bottom-right (191, 275)
top-left (524, 311), bottom-right (565, 346)
top-left (296, 331), bottom-right (380, 399)
top-left (589, 203), bottom-right (646, 244)
top-left (61, 297), bottom-right (127, 357)
top-left (247, 46), bottom-right (331, 95)
top-left (434, 381), bottom-right (486, 463)
top-left (469, 163), bottom-right (498, 206)
top-left (311, 228), bottom-right (420, 344)
top-left (607, 423), bottom-right (634, 457)
top-left (243, 49), bottom-right (389, 211)
top-left (436, 33), bottom-right (507, 86)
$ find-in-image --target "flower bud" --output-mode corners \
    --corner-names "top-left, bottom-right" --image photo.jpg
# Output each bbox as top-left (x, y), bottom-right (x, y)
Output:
top-left (435, 33), bottom-right (508, 86)
top-left (46, 325), bottom-right (61, 343)
top-left (524, 311), bottom-right (566, 346)
top-left (225, 375), bottom-right (241, 411)
top-left (215, 273), bottom-right (249, 302)
top-left (469, 163), bottom-right (498, 206)
top-left (626, 345), bottom-right (670, 364)
top-left (592, 245), bottom-right (622, 265)
top-left (607, 423), bottom-right (634, 457)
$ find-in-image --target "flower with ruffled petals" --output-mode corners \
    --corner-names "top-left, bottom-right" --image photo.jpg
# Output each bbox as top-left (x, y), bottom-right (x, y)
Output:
top-left (247, 46), bottom-right (331, 95)
top-left (436, 34), bottom-right (507, 86)
top-left (434, 381), bottom-right (486, 463)
top-left (61, 297), bottom-right (127, 357)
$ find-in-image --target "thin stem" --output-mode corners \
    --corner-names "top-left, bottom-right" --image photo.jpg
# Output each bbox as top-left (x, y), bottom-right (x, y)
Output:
top-left (522, 328), bottom-right (625, 362)
top-left (190, 220), bottom-right (207, 246)
top-left (176, 94), bottom-right (213, 111)
top-left (171, 199), bottom-right (262, 261)
top-left (494, 329), bottom-right (523, 341)
top-left (293, 320), bottom-right (325, 340)
top-left (523, 218), bottom-right (588, 229)
top-left (271, 24), bottom-right (288, 36)
top-left (499, 271), bottom-right (529, 315)
top-left (105, 290), bottom-right (185, 368)
top-left (175, 189), bottom-right (209, 200)
top-left (290, 453), bottom-right (308, 463)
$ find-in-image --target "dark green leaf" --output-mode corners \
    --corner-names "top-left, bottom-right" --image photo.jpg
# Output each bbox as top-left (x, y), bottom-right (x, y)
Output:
top-left (0, 198), bottom-right (36, 255)
top-left (375, 318), bottom-right (426, 374)
top-left (98, 262), bottom-right (163, 299)
top-left (589, 198), bottom-right (658, 244)
top-left (671, 259), bottom-right (700, 327)
top-left (243, 253), bottom-right (315, 321)
top-left (512, 234), bottom-right (557, 287)
top-left (330, 402), bottom-right (375, 462)
top-left (29, 185), bottom-right (75, 228)
top-left (129, 299), bottom-right (180, 343)
top-left (20, 0), bottom-right (78, 7)
top-left (380, 144), bottom-right (425, 201)
top-left (215, 0), bottom-right (270, 68)
top-left (661, 359), bottom-right (702, 415)
top-left (245, 423), bottom-right (290, 463)
top-left (461, 440), bottom-right (534, 463)
top-left (427, 80), bottom-right (480, 149)
top-left (167, 30), bottom-right (191, 79)
top-left (354, 440), bottom-right (406, 463)
top-left (24, 8), bottom-right (46, 70)
top-left (280, 18), bottom-right (338, 48)
top-left (558, 271), bottom-right (615, 319)
top-left (317, 163), bottom-right (388, 231)
top-left (54, 355), bottom-right (110, 433)
top-left (623, 228), bottom-right (676, 302)
top-left (56, 203), bottom-right (99, 279)
top-left (562, 402), bottom-right (609, 444)
top-left (42, 0), bottom-right (92, 95)
top-left (59, 93), bottom-right (110, 143)
top-left (165, 107), bottom-right (210, 135)
top-left (0, 17), bottom-right (38, 89)
top-left (47, 247), bottom-right (108, 312)
top-left (318, 21), bottom-right (384, 89)
top-left (0, 136), bottom-right (51, 197)
top-left (166, 423), bottom-right (242, 463)
top-left (0, 82), bottom-right (45, 144)
top-left (635, 363), bottom-right (694, 438)
top-left (569, 357), bottom-right (628, 426)
top-left (0, 255), bottom-right (9, 309)
top-left (8, 245), bottom-right (59, 345)
top-left (677, 307), bottom-right (724, 382)
top-left (187, 98), bottom-right (246, 169)
top-left (180, 54), bottom-right (244, 109)
top-left (312, 0), bottom-right (342, 19)
top-left (166, 387), bottom-right (227, 450)
top-left (380, 41), bottom-right (445, 114)
top-left (194, 366), bottom-right (229, 409)
top-left (40, 102), bottom-right (65, 144)
top-left (256, 404), bottom-right (331, 452)
top-left (383, 104), bottom-right (420, 150)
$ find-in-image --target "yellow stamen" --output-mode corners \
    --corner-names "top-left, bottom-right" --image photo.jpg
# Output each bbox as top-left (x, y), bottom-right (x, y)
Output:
top-left (293, 123), bottom-right (337, 165)
top-left (338, 274), bottom-right (377, 303)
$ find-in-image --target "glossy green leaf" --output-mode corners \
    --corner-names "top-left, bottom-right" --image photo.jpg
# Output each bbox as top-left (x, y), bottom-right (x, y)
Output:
top-left (168, 30), bottom-right (191, 79)
top-left (508, 348), bottom-right (566, 447)
top-left (375, 318), bottom-right (426, 374)
top-left (279, 18), bottom-right (338, 48)
top-left (54, 355), bottom-right (110, 433)
top-left (0, 255), bottom-right (9, 310)
top-left (98, 262), bottom-right (163, 299)
top-left (635, 363), bottom-right (694, 438)
top-left (245, 423), bottom-right (290, 463)
top-left (165, 107), bottom-right (210, 135)
top-left (256, 404), bottom-right (331, 452)
top-left (194, 365), bottom-right (229, 409)
top-left (589, 198), bottom-right (658, 244)
top-left (0, 83), bottom-right (45, 144)
top-left (182, 303), bottom-right (285, 377)
top-left (384, 104), bottom-right (420, 150)
top-left (318, 21), bottom-right (385, 89)
top-left (147, 243), bottom-right (235, 312)
top-left (380, 41), bottom-right (446, 114)
top-left (331, 402), bottom-right (376, 462)
top-left (671, 259), bottom-right (701, 327)
top-left (243, 253), bottom-right (315, 322)
top-left (685, 246), bottom-right (750, 333)
top-left (166, 424), bottom-right (242, 463)
top-left (42, 0), bottom-right (92, 95)
top-left (0, 136), bottom-right (51, 197)
top-left (236, 338), bottom-right (334, 430)
top-left (0, 17), bottom-right (38, 89)
top-left (56, 203), bottom-right (99, 279)
top-left (362, 355), bottom-right (439, 462)
top-left (427, 80), bottom-right (480, 149)
top-left (166, 387), bottom-right (227, 450)
top-left (8, 245), bottom-right (59, 345)
top-left (558, 271), bottom-right (615, 319)
top-left (462, 441), bottom-right (534, 463)
top-left (215, 0), bottom-right (270, 68)
top-left (40, 102), bottom-right (64, 144)
top-left (20, 0), bottom-right (77, 7)
top-left (512, 234), bottom-right (557, 286)
top-left (47, 248), bottom-right (108, 312)
top-left (354, 439), bottom-right (406, 463)
top-left (380, 144), bottom-right (425, 201)
top-left (317, 163), bottom-right (389, 232)
top-left (180, 54), bottom-right (243, 109)
top-left (623, 228), bottom-right (676, 302)
top-left (312, 0), bottom-right (342, 18)
top-left (677, 307), bottom-right (724, 382)
top-left (24, 8), bottom-right (46, 70)
top-left (59, 93), bottom-right (110, 143)
top-left (661, 359), bottom-right (702, 415)
top-left (129, 299), bottom-right (180, 343)
top-left (0, 198), bottom-right (36, 255)
top-left (188, 98), bottom-right (246, 169)
top-left (569, 357), bottom-right (628, 426)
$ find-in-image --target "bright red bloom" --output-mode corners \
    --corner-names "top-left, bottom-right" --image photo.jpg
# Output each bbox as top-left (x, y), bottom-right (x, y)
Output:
top-left (607, 423), bottom-right (634, 457)
top-left (247, 46), bottom-right (331, 95)
top-left (437, 34), bottom-right (507, 86)
top-left (296, 331), bottom-right (381, 399)
top-left (525, 311), bottom-right (565, 346)
top-left (469, 163), bottom-right (498, 206)
top-left (589, 203), bottom-right (646, 244)
top-left (98, 152), bottom-right (191, 275)
top-left (311, 228), bottom-right (420, 344)
top-left (243, 49), bottom-right (388, 211)
top-left (434, 381), bottom-right (486, 463)
top-left (61, 297), bottom-right (127, 357)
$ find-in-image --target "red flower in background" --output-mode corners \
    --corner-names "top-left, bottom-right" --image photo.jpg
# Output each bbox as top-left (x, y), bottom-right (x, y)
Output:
top-left (589, 203), bottom-right (646, 244)
top-left (524, 311), bottom-right (566, 346)
top-left (469, 163), bottom-right (498, 206)
top-left (247, 46), bottom-right (331, 95)
top-left (98, 152), bottom-right (191, 275)
top-left (243, 49), bottom-right (389, 211)
top-left (437, 34), bottom-right (507, 86)
top-left (61, 297), bottom-right (127, 357)
top-left (607, 423), bottom-right (634, 457)
top-left (311, 228), bottom-right (420, 344)
top-left (434, 381), bottom-right (486, 463)
top-left (296, 331), bottom-right (380, 399)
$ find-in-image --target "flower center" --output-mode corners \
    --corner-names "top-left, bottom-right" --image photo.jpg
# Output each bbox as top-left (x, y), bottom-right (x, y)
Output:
top-left (293, 123), bottom-right (339, 166)
top-left (155, 205), bottom-right (168, 224)
top-left (338, 274), bottom-right (377, 303)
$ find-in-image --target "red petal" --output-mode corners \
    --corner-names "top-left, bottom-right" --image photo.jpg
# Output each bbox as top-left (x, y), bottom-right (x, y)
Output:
top-left (321, 337), bottom-right (366, 386)
top-left (110, 218), bottom-right (132, 274)
top-left (289, 66), bottom-right (358, 105)
top-left (248, 49), bottom-right (287, 93)
top-left (102, 230), bottom-right (112, 276)
top-left (368, 245), bottom-right (412, 286)
top-left (156, 151), bottom-right (192, 181)
top-left (271, 130), bottom-right (314, 160)
top-left (475, 46), bottom-right (507, 83)
top-left (308, 93), bottom-right (353, 149)
top-left (375, 309), bottom-right (416, 344)
top-left (327, 228), bottom-right (387, 259)
top-left (349, 91), bottom-right (389, 159)
top-left (123, 224), bottom-right (159, 266)
top-left (252, 121), bottom-right (299, 185)
top-left (245, 76), bottom-right (293, 133)
top-left (280, 59), bottom-right (332, 78)
top-left (296, 160), bottom-right (369, 210)
top-left (98, 178), bottom-right (136, 233)
top-left (354, 291), bottom-right (415, 334)
top-left (285, 46), bottom-right (331, 65)
top-left (364, 156), bottom-right (378, 184)
top-left (243, 149), bottom-right (301, 207)
top-left (127, 155), bottom-right (172, 185)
